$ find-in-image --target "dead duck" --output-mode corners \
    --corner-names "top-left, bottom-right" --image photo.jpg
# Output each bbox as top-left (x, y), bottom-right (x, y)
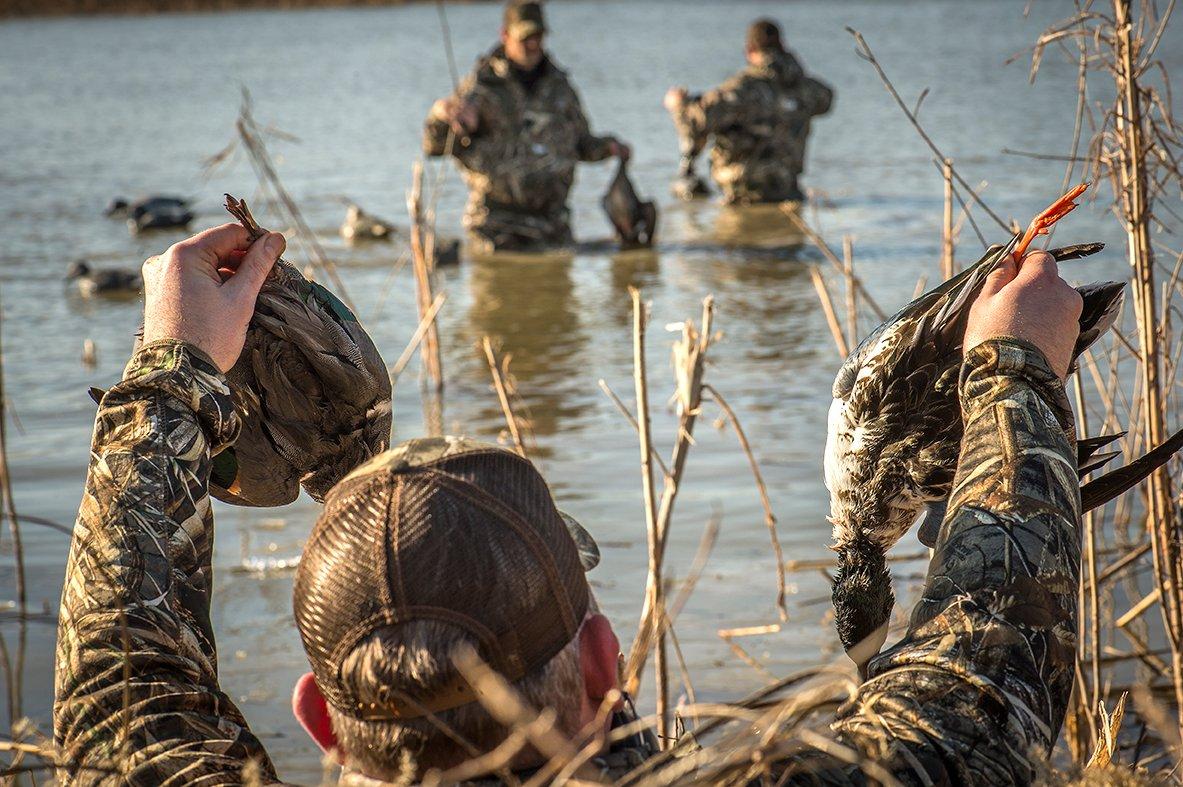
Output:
top-left (106, 196), bottom-right (194, 233)
top-left (216, 194), bottom-right (392, 507)
top-left (823, 185), bottom-right (1143, 675)
top-left (602, 161), bottom-right (658, 248)
top-left (65, 260), bottom-right (142, 297)
top-left (340, 204), bottom-right (397, 242)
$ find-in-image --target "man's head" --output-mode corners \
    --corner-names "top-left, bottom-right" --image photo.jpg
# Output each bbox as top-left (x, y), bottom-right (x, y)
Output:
top-left (290, 437), bottom-right (621, 780)
top-left (501, 0), bottom-right (547, 70)
top-left (745, 18), bottom-right (785, 65)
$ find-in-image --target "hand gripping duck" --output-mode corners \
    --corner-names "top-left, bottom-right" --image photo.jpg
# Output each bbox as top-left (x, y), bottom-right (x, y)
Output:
top-left (824, 184), bottom-right (1183, 676)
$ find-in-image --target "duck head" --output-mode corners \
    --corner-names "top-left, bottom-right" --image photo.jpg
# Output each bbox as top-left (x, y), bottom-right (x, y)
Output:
top-left (104, 198), bottom-right (129, 217)
top-left (65, 260), bottom-right (91, 280)
top-left (832, 540), bottom-right (893, 680)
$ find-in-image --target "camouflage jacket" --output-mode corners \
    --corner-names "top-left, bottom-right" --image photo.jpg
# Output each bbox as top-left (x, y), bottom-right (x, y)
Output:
top-left (423, 46), bottom-right (617, 252)
top-left (779, 338), bottom-right (1080, 784)
top-left (55, 341), bottom-right (280, 785)
top-left (670, 50), bottom-right (833, 204)
top-left (54, 338), bottom-right (1078, 785)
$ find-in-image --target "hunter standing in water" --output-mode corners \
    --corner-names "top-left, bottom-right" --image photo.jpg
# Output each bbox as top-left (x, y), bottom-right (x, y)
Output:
top-left (665, 19), bottom-right (833, 204)
top-left (423, 0), bottom-right (631, 255)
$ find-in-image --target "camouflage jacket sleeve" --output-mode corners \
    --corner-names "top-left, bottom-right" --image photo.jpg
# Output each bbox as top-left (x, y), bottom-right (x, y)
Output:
top-left (422, 70), bottom-right (480, 158)
top-left (54, 341), bottom-right (279, 786)
top-left (569, 84), bottom-right (615, 163)
top-left (670, 83), bottom-right (739, 159)
top-left (783, 338), bottom-right (1079, 784)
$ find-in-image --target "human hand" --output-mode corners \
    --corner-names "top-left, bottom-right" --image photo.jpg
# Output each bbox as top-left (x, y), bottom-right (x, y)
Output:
top-left (141, 223), bottom-right (286, 373)
top-left (663, 87), bottom-right (687, 113)
top-left (964, 250), bottom-right (1083, 379)
top-left (609, 138), bottom-right (631, 162)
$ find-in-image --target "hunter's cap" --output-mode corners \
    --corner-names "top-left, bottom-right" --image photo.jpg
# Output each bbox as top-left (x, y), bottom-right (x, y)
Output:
top-left (746, 18), bottom-right (785, 53)
top-left (504, 0), bottom-right (546, 40)
top-left (292, 436), bottom-right (598, 720)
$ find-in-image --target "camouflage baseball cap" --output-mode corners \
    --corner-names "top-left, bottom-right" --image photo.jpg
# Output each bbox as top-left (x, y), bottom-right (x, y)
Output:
top-left (293, 437), bottom-right (599, 721)
top-left (504, 0), bottom-right (546, 40)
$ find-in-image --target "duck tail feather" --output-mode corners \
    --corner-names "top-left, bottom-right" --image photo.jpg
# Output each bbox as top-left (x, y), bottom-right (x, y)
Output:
top-left (1072, 281), bottom-right (1126, 363)
top-left (1081, 426), bottom-right (1183, 511)
top-left (1048, 242), bottom-right (1105, 261)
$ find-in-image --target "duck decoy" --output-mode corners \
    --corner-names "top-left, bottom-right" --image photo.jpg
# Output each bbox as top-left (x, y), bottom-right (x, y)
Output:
top-left (433, 237), bottom-right (462, 267)
top-left (106, 196), bottom-right (194, 233)
top-left (602, 160), bottom-right (658, 249)
top-left (65, 260), bottom-right (143, 297)
top-left (823, 184), bottom-right (1183, 676)
top-left (340, 204), bottom-right (397, 242)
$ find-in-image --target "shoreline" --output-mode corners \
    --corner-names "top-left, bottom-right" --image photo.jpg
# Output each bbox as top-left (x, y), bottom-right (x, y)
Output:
top-left (0, 0), bottom-right (479, 20)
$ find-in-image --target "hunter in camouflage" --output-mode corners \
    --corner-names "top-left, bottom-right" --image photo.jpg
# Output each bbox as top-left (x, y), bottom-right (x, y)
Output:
top-left (55, 222), bottom-right (1083, 784)
top-left (423, 1), bottom-right (630, 254)
top-left (665, 19), bottom-right (833, 204)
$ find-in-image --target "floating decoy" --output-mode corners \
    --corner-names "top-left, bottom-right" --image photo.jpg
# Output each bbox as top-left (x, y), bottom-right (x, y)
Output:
top-left (106, 196), bottom-right (194, 233)
top-left (602, 161), bottom-right (657, 248)
top-left (822, 185), bottom-right (1183, 676)
top-left (65, 260), bottom-right (143, 297)
top-left (340, 204), bottom-right (397, 242)
top-left (433, 237), bottom-right (462, 267)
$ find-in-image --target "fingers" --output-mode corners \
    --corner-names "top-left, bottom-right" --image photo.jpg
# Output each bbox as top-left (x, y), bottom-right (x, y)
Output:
top-left (226, 231), bottom-right (285, 299)
top-left (174, 223), bottom-right (251, 261)
top-left (1015, 250), bottom-right (1058, 283)
top-left (980, 253), bottom-right (1018, 296)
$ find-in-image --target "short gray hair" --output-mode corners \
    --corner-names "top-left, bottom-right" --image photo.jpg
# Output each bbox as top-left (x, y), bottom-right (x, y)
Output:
top-left (329, 617), bottom-right (586, 779)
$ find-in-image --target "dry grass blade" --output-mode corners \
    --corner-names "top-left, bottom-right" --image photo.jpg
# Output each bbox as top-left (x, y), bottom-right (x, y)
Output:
top-left (482, 336), bottom-right (527, 458)
top-left (1086, 692), bottom-right (1128, 769)
top-left (704, 384), bottom-right (789, 622)
top-left (407, 163), bottom-right (445, 394)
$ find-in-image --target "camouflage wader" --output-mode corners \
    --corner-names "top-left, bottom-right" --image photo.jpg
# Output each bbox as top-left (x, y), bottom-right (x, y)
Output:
top-left (54, 338), bottom-right (1079, 784)
top-left (423, 47), bottom-right (616, 254)
top-left (671, 50), bottom-right (833, 204)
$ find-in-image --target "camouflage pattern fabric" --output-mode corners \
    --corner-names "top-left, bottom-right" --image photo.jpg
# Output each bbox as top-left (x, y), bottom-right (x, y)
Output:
top-left (54, 337), bottom-right (1078, 785)
top-left (423, 46), bottom-right (616, 253)
top-left (670, 50), bottom-right (833, 204)
top-left (55, 341), bottom-right (280, 785)
top-left (779, 338), bottom-right (1080, 784)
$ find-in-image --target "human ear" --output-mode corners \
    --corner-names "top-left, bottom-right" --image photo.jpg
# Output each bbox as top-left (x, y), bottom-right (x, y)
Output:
top-left (293, 672), bottom-right (343, 761)
top-left (579, 614), bottom-right (623, 709)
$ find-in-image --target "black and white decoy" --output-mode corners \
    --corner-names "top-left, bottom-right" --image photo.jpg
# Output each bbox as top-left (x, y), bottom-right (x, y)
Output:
top-left (106, 196), bottom-right (194, 233)
top-left (65, 260), bottom-right (143, 297)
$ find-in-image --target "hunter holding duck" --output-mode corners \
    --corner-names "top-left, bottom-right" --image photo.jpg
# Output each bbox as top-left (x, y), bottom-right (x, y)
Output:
top-left (423, 0), bottom-right (631, 254)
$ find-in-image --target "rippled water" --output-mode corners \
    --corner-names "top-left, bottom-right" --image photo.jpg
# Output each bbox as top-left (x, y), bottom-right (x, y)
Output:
top-left (2, 0), bottom-right (1177, 779)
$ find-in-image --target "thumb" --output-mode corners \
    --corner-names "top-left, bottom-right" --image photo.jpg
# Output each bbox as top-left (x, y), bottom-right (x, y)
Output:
top-left (228, 232), bottom-right (284, 299)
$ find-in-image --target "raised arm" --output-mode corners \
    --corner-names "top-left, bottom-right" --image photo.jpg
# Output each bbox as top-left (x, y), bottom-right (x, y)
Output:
top-left (783, 251), bottom-right (1084, 783)
top-left (54, 226), bottom-right (286, 785)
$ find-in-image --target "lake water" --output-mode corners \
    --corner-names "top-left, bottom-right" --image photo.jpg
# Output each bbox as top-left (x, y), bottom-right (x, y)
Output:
top-left (1, 0), bottom-right (1176, 780)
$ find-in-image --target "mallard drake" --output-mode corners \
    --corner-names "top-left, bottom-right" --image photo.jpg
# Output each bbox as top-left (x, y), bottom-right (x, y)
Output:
top-left (65, 260), bottom-right (143, 297)
top-left (824, 186), bottom-right (1134, 675)
top-left (340, 204), bottom-right (397, 242)
top-left (106, 196), bottom-right (194, 233)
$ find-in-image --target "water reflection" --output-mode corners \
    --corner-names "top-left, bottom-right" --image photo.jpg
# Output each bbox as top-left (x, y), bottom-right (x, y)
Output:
top-left (463, 253), bottom-right (591, 441)
top-left (712, 203), bottom-right (806, 250)
top-left (608, 248), bottom-right (661, 326)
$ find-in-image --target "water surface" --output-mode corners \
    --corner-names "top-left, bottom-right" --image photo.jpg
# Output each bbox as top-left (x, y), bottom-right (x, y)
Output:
top-left (1, 1), bottom-right (1174, 780)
